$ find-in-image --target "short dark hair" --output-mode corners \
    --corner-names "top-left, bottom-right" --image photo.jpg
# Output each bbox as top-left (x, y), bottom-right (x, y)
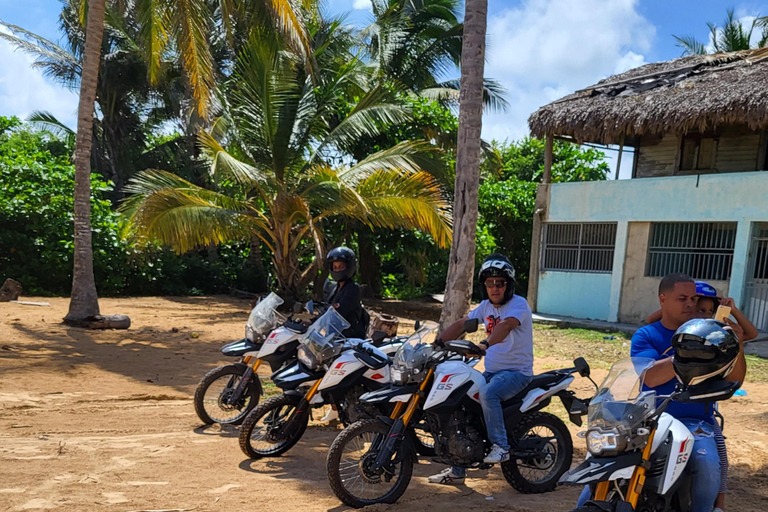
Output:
top-left (659, 273), bottom-right (694, 295)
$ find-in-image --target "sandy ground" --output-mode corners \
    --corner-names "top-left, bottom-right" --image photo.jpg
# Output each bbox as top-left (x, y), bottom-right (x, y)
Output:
top-left (1, 296), bottom-right (767, 512)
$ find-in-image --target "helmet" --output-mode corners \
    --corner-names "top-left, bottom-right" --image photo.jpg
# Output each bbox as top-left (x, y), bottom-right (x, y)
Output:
top-left (671, 318), bottom-right (740, 387)
top-left (478, 254), bottom-right (516, 304)
top-left (327, 247), bottom-right (357, 282)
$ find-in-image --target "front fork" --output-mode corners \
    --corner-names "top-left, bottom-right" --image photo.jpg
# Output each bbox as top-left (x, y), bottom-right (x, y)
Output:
top-left (372, 369), bottom-right (434, 471)
top-left (225, 357), bottom-right (262, 406)
top-left (593, 427), bottom-right (657, 507)
top-left (281, 379), bottom-right (323, 437)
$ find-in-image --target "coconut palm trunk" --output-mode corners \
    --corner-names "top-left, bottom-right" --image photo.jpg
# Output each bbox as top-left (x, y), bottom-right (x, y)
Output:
top-left (64, 0), bottom-right (106, 324)
top-left (438, 0), bottom-right (487, 330)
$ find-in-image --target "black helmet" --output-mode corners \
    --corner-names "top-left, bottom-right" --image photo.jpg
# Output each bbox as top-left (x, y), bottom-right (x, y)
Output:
top-left (327, 247), bottom-right (357, 282)
top-left (671, 318), bottom-right (740, 387)
top-left (478, 254), bottom-right (516, 304)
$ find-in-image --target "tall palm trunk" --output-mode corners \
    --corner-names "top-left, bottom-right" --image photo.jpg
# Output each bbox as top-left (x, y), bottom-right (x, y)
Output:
top-left (64, 0), bottom-right (106, 324)
top-left (438, 0), bottom-right (487, 330)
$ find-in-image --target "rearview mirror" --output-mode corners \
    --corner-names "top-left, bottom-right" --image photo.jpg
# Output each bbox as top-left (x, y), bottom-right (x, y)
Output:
top-left (574, 357), bottom-right (590, 378)
top-left (371, 330), bottom-right (387, 345)
top-left (414, 320), bottom-right (421, 330)
top-left (464, 318), bottom-right (479, 334)
top-left (305, 300), bottom-right (314, 315)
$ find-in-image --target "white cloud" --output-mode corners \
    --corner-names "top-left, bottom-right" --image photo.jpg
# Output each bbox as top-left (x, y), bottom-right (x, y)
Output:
top-left (0, 38), bottom-right (78, 129)
top-left (481, 0), bottom-right (655, 143)
top-left (352, 0), bottom-right (372, 11)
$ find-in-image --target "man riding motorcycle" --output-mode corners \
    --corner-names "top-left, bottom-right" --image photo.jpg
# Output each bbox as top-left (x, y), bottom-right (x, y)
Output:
top-left (429, 253), bottom-right (534, 485)
top-left (577, 273), bottom-right (746, 512)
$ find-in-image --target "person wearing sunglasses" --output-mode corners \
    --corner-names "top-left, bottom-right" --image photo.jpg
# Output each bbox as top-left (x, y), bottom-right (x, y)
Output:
top-left (429, 254), bottom-right (534, 485)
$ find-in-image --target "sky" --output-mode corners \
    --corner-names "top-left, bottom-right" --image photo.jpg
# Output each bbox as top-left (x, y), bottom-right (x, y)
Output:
top-left (1, 0), bottom-right (766, 178)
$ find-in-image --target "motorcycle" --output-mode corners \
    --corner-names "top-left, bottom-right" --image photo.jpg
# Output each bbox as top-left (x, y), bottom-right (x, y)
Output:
top-left (326, 319), bottom-right (592, 508)
top-left (193, 293), bottom-right (319, 425)
top-left (559, 357), bottom-right (740, 512)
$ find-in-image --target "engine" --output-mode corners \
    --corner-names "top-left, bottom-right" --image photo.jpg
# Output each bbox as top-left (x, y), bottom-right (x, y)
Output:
top-left (431, 409), bottom-right (486, 465)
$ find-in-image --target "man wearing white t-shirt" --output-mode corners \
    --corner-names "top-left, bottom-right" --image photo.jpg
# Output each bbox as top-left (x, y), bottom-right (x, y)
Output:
top-left (429, 254), bottom-right (534, 485)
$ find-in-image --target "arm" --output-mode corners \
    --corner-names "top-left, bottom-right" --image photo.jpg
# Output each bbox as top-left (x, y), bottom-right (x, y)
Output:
top-left (631, 328), bottom-right (675, 388)
top-left (438, 316), bottom-right (470, 342)
top-left (723, 317), bottom-right (747, 383)
top-left (332, 283), bottom-right (360, 322)
top-left (720, 297), bottom-right (759, 341)
top-left (486, 317), bottom-right (521, 346)
top-left (645, 309), bottom-right (662, 325)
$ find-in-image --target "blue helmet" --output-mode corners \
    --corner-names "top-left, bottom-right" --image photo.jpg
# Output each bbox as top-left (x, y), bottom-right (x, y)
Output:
top-left (695, 281), bottom-right (718, 298)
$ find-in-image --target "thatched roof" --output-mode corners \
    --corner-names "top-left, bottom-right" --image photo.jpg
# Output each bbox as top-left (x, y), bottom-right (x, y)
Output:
top-left (528, 48), bottom-right (768, 145)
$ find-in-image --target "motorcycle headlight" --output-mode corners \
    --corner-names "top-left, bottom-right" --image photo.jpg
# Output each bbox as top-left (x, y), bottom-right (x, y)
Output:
top-left (298, 346), bottom-right (319, 370)
top-left (587, 429), bottom-right (618, 456)
top-left (391, 367), bottom-right (408, 386)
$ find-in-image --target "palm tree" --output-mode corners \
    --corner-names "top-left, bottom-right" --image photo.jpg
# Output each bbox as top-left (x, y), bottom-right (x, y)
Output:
top-left (64, 0), bottom-right (107, 324)
top-left (674, 8), bottom-right (768, 55)
top-left (122, 23), bottom-right (452, 301)
top-left (437, 0), bottom-right (487, 329)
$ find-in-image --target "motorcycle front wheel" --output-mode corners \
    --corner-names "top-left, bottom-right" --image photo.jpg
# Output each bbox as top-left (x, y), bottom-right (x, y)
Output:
top-left (327, 419), bottom-right (415, 509)
top-left (501, 411), bottom-right (573, 494)
top-left (239, 394), bottom-right (308, 458)
top-left (193, 365), bottom-right (261, 425)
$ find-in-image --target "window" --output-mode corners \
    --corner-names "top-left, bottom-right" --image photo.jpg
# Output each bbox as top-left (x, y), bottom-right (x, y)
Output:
top-left (679, 134), bottom-right (716, 171)
top-left (646, 222), bottom-right (736, 281)
top-left (542, 223), bottom-right (617, 273)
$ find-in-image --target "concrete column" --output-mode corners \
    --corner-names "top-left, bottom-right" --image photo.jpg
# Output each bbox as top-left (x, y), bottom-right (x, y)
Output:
top-left (607, 221), bottom-right (629, 322)
top-left (729, 220), bottom-right (753, 308)
top-left (527, 183), bottom-right (551, 312)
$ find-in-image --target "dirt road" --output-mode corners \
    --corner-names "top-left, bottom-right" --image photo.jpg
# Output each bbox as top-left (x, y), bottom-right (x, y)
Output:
top-left (1, 297), bottom-right (767, 511)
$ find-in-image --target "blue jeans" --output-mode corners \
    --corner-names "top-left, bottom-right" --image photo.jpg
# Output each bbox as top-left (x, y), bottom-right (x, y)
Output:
top-left (576, 418), bottom-right (721, 512)
top-left (451, 369), bottom-right (532, 478)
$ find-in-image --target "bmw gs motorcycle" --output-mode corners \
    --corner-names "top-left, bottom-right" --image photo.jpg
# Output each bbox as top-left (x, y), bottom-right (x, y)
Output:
top-left (326, 319), bottom-right (592, 508)
top-left (559, 358), bottom-right (740, 512)
top-left (193, 293), bottom-right (321, 425)
top-left (238, 307), bottom-right (415, 459)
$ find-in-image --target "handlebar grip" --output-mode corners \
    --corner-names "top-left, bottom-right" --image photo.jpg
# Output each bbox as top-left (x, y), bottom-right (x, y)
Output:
top-left (434, 338), bottom-right (445, 348)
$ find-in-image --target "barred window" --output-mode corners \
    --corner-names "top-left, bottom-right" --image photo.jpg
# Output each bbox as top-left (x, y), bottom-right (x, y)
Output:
top-left (646, 222), bottom-right (736, 281)
top-left (542, 223), bottom-right (617, 273)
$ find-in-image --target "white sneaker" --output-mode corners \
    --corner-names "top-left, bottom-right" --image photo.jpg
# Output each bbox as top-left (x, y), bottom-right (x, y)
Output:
top-left (427, 467), bottom-right (465, 485)
top-left (320, 408), bottom-right (339, 422)
top-left (483, 444), bottom-right (510, 464)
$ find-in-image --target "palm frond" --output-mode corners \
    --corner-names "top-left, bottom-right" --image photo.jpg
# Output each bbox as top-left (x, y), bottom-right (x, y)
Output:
top-left (135, 0), bottom-right (171, 84)
top-left (351, 170), bottom-right (452, 248)
top-left (171, 0), bottom-right (216, 117)
top-left (263, 0), bottom-right (317, 78)
top-left (121, 169), bottom-right (273, 253)
top-left (338, 140), bottom-right (439, 186)
top-left (0, 21), bottom-right (81, 88)
top-left (198, 130), bottom-right (272, 186)
top-left (673, 34), bottom-right (707, 55)
top-left (424, 78), bottom-right (509, 112)
top-left (27, 110), bottom-right (76, 143)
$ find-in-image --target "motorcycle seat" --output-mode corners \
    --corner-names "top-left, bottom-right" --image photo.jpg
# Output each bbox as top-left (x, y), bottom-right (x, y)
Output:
top-left (501, 373), bottom-right (561, 406)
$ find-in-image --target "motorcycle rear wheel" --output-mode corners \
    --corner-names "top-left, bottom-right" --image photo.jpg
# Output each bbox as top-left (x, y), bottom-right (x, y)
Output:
top-left (193, 365), bottom-right (261, 425)
top-left (239, 393), bottom-right (308, 458)
top-left (501, 411), bottom-right (573, 494)
top-left (327, 419), bottom-right (415, 509)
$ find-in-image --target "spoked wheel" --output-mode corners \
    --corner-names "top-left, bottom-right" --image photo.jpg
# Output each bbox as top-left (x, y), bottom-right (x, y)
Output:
top-left (193, 365), bottom-right (261, 425)
top-left (238, 394), bottom-right (308, 458)
top-left (501, 412), bottom-right (573, 494)
top-left (409, 419), bottom-right (436, 456)
top-left (327, 419), bottom-right (414, 508)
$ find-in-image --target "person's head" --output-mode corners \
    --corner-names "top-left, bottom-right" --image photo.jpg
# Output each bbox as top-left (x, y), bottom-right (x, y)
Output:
top-left (478, 253), bottom-right (516, 305)
top-left (658, 273), bottom-right (696, 328)
top-left (326, 247), bottom-right (357, 282)
top-left (694, 281), bottom-right (720, 319)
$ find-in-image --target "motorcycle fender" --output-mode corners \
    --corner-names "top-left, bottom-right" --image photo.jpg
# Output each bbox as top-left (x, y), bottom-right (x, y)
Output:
top-left (257, 327), bottom-right (298, 358)
top-left (318, 352), bottom-right (365, 391)
top-left (360, 384), bottom-right (419, 404)
top-left (520, 376), bottom-right (574, 413)
top-left (221, 338), bottom-right (263, 357)
top-left (271, 361), bottom-right (324, 390)
top-left (284, 389), bottom-right (305, 398)
top-left (558, 451), bottom-right (643, 486)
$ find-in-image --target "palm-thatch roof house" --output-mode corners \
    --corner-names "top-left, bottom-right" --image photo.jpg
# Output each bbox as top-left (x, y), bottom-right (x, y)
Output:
top-left (526, 48), bottom-right (768, 328)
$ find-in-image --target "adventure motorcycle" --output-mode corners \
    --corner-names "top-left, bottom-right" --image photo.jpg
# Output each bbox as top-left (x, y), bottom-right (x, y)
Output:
top-left (193, 293), bottom-right (320, 425)
top-left (326, 319), bottom-right (592, 508)
top-left (560, 357), bottom-right (740, 512)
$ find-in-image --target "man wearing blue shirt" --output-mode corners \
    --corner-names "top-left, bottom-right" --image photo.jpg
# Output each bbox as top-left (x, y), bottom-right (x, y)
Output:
top-left (630, 273), bottom-right (746, 512)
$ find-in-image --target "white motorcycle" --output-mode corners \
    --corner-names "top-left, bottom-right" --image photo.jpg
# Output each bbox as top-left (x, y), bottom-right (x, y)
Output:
top-left (239, 308), bottom-right (425, 458)
top-left (193, 293), bottom-right (321, 425)
top-left (326, 319), bottom-right (592, 508)
top-left (559, 357), bottom-right (740, 512)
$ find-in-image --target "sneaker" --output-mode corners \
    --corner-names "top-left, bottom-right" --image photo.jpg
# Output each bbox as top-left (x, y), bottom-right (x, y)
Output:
top-left (712, 508), bottom-right (725, 512)
top-left (427, 467), bottom-right (465, 485)
top-left (483, 444), bottom-right (510, 464)
top-left (320, 408), bottom-right (339, 422)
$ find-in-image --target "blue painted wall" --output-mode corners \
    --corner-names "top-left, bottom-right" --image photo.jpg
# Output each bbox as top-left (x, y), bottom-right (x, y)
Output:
top-left (537, 271), bottom-right (613, 321)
